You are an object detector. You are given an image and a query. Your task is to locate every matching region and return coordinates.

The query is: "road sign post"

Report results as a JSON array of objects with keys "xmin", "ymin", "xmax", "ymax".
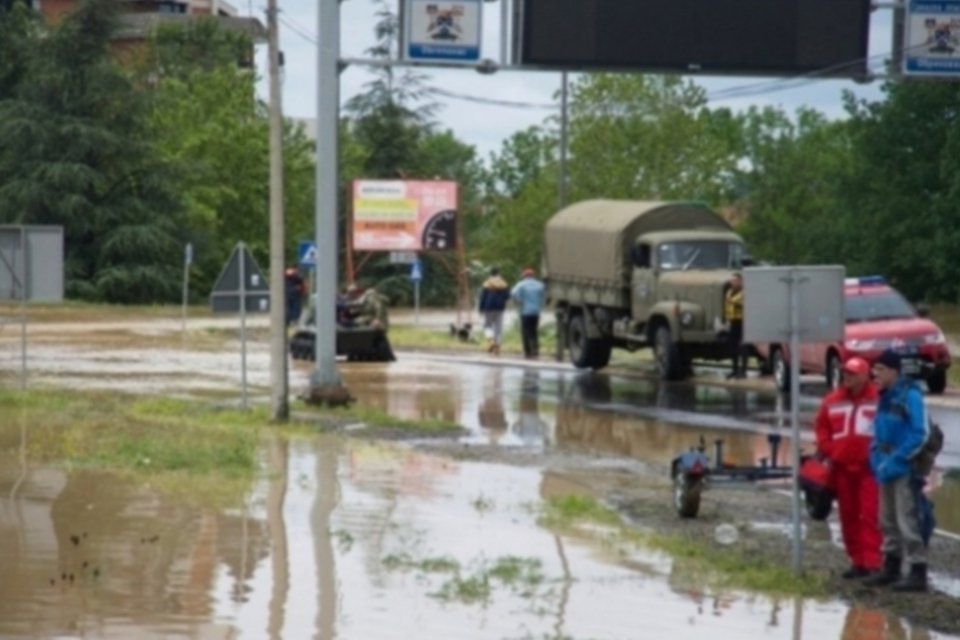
[
  {"xmin": 743, "ymin": 265, "xmax": 845, "ymax": 573},
  {"xmin": 210, "ymin": 242, "xmax": 271, "ymax": 408},
  {"xmin": 410, "ymin": 259, "xmax": 423, "ymax": 325}
]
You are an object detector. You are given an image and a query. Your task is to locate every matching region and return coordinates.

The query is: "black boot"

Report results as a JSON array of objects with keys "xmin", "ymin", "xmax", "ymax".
[
  {"xmin": 863, "ymin": 554, "xmax": 902, "ymax": 587},
  {"xmin": 892, "ymin": 563, "xmax": 928, "ymax": 592}
]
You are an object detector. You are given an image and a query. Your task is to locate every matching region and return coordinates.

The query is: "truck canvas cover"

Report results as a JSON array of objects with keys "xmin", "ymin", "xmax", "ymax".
[{"xmin": 544, "ymin": 200, "xmax": 732, "ymax": 284}]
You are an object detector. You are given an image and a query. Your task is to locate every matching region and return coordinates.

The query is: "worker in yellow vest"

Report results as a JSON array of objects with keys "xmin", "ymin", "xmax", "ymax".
[{"xmin": 724, "ymin": 272, "xmax": 746, "ymax": 379}]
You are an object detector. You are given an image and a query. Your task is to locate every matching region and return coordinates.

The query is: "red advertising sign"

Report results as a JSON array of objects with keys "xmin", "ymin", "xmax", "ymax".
[{"xmin": 352, "ymin": 180, "xmax": 458, "ymax": 251}]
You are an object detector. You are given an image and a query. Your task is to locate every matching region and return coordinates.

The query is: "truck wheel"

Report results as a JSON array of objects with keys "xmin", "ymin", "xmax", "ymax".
[
  {"xmin": 772, "ymin": 348, "xmax": 790, "ymax": 393},
  {"xmin": 927, "ymin": 369, "xmax": 947, "ymax": 394},
  {"xmin": 653, "ymin": 325, "xmax": 683, "ymax": 380},
  {"xmin": 825, "ymin": 352, "xmax": 842, "ymax": 390},
  {"xmin": 567, "ymin": 314, "xmax": 610, "ymax": 370}
]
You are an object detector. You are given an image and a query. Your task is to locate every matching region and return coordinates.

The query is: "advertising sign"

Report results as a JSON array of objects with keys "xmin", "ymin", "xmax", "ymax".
[
  {"xmin": 904, "ymin": 1, "xmax": 960, "ymax": 76},
  {"xmin": 352, "ymin": 180, "xmax": 458, "ymax": 251},
  {"xmin": 404, "ymin": 0, "xmax": 482, "ymax": 62}
]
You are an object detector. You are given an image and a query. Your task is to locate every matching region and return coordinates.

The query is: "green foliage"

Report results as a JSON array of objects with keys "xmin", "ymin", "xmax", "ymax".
[{"xmin": 0, "ymin": 0, "xmax": 183, "ymax": 302}]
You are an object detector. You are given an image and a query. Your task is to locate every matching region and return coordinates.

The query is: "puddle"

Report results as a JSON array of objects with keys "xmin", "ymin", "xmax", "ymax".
[{"xmin": 2, "ymin": 434, "xmax": 956, "ymax": 639}]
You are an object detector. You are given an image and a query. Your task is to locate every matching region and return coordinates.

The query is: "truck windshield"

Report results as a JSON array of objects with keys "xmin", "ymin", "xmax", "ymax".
[
  {"xmin": 845, "ymin": 291, "xmax": 916, "ymax": 323},
  {"xmin": 657, "ymin": 241, "xmax": 743, "ymax": 271}
]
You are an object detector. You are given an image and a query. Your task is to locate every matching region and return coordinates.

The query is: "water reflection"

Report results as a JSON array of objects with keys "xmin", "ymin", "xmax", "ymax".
[{"xmin": 2, "ymin": 428, "xmax": 958, "ymax": 639}]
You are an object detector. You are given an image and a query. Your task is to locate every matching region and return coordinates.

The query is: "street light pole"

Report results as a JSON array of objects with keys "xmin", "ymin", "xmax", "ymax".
[
  {"xmin": 267, "ymin": 0, "xmax": 289, "ymax": 419},
  {"xmin": 310, "ymin": 0, "xmax": 346, "ymax": 398}
]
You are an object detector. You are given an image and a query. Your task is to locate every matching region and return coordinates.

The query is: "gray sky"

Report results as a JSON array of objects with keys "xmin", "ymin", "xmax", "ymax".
[{"xmin": 252, "ymin": 0, "xmax": 896, "ymax": 161}]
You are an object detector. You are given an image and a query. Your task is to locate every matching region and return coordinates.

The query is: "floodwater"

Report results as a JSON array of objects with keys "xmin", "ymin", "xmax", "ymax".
[
  {"xmin": 1, "ymin": 433, "xmax": 954, "ymax": 640},
  {"xmin": 4, "ymin": 333, "xmax": 960, "ymax": 637},
  {"xmin": 324, "ymin": 356, "xmax": 960, "ymax": 536}
]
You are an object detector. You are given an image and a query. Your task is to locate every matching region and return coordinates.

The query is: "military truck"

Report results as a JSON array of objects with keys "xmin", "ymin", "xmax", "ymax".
[{"xmin": 544, "ymin": 200, "xmax": 746, "ymax": 380}]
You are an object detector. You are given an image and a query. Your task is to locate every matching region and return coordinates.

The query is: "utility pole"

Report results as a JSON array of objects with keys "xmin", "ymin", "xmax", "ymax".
[
  {"xmin": 267, "ymin": 0, "xmax": 289, "ymax": 419},
  {"xmin": 309, "ymin": 0, "xmax": 346, "ymax": 401}
]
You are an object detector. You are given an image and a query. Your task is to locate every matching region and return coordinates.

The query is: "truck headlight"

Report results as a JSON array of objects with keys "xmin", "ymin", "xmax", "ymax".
[{"xmin": 680, "ymin": 311, "xmax": 694, "ymax": 327}]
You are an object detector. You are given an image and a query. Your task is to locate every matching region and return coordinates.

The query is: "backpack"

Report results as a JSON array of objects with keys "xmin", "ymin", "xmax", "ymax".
[
  {"xmin": 889, "ymin": 383, "xmax": 943, "ymax": 477},
  {"xmin": 913, "ymin": 421, "xmax": 944, "ymax": 477}
]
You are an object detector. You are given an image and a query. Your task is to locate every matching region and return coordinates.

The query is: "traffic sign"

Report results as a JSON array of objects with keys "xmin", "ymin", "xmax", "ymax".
[
  {"xmin": 210, "ymin": 242, "xmax": 270, "ymax": 314},
  {"xmin": 410, "ymin": 259, "xmax": 423, "ymax": 282},
  {"xmin": 390, "ymin": 251, "xmax": 418, "ymax": 264},
  {"xmin": 903, "ymin": 1, "xmax": 960, "ymax": 77},
  {"xmin": 298, "ymin": 240, "xmax": 318, "ymax": 267},
  {"xmin": 404, "ymin": 0, "xmax": 482, "ymax": 63}
]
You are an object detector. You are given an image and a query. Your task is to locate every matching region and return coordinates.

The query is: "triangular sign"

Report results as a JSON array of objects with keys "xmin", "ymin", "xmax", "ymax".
[
  {"xmin": 209, "ymin": 242, "xmax": 271, "ymax": 314},
  {"xmin": 212, "ymin": 242, "xmax": 269, "ymax": 294}
]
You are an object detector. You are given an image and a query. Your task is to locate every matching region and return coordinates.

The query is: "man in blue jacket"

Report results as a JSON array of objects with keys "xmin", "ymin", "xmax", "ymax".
[
  {"xmin": 864, "ymin": 349, "xmax": 931, "ymax": 592},
  {"xmin": 511, "ymin": 267, "xmax": 545, "ymax": 359}
]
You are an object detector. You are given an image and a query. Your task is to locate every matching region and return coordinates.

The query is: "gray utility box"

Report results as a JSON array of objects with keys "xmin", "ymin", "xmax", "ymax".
[{"xmin": 0, "ymin": 226, "xmax": 65, "ymax": 302}]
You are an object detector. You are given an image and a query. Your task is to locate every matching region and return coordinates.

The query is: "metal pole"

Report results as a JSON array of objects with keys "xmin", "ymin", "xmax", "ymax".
[
  {"xmin": 240, "ymin": 243, "xmax": 248, "ymax": 409},
  {"xmin": 788, "ymin": 269, "xmax": 803, "ymax": 572},
  {"xmin": 181, "ymin": 242, "xmax": 192, "ymax": 342},
  {"xmin": 311, "ymin": 0, "xmax": 343, "ymax": 389},
  {"xmin": 19, "ymin": 227, "xmax": 26, "ymax": 390},
  {"xmin": 414, "ymin": 279, "xmax": 420, "ymax": 326},
  {"xmin": 267, "ymin": 0, "xmax": 289, "ymax": 419},
  {"xmin": 558, "ymin": 71, "xmax": 569, "ymax": 210},
  {"xmin": 500, "ymin": 0, "xmax": 510, "ymax": 66}
]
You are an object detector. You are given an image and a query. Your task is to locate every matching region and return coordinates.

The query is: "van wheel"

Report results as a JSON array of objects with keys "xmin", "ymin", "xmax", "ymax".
[
  {"xmin": 653, "ymin": 325, "xmax": 683, "ymax": 380},
  {"xmin": 772, "ymin": 347, "xmax": 791, "ymax": 393},
  {"xmin": 568, "ymin": 314, "xmax": 609, "ymax": 370},
  {"xmin": 825, "ymin": 352, "xmax": 842, "ymax": 390},
  {"xmin": 927, "ymin": 369, "xmax": 947, "ymax": 394}
]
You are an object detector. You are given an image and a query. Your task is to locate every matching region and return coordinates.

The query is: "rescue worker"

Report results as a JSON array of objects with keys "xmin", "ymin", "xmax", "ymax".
[
  {"xmin": 348, "ymin": 285, "xmax": 388, "ymax": 330},
  {"xmin": 478, "ymin": 267, "xmax": 510, "ymax": 355},
  {"xmin": 813, "ymin": 356, "xmax": 882, "ymax": 578},
  {"xmin": 284, "ymin": 267, "xmax": 305, "ymax": 326},
  {"xmin": 864, "ymin": 349, "xmax": 933, "ymax": 592},
  {"xmin": 724, "ymin": 272, "xmax": 746, "ymax": 379}
]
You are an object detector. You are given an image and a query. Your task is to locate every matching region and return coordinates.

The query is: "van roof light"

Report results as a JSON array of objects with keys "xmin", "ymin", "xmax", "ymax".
[{"xmin": 845, "ymin": 275, "xmax": 886, "ymax": 286}]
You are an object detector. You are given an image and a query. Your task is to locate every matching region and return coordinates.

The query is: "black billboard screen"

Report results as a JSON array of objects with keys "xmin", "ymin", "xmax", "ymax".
[{"xmin": 518, "ymin": 0, "xmax": 871, "ymax": 77}]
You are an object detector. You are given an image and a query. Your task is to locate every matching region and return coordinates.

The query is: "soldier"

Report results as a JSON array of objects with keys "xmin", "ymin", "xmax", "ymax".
[
  {"xmin": 724, "ymin": 272, "xmax": 746, "ymax": 379},
  {"xmin": 348, "ymin": 285, "xmax": 388, "ymax": 330}
]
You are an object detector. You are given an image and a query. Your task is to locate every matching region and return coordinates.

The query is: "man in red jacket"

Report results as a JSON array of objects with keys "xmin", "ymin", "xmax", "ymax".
[{"xmin": 813, "ymin": 356, "xmax": 882, "ymax": 578}]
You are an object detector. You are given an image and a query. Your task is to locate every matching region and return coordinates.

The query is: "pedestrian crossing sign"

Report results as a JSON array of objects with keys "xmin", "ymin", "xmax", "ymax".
[{"xmin": 298, "ymin": 240, "xmax": 318, "ymax": 267}]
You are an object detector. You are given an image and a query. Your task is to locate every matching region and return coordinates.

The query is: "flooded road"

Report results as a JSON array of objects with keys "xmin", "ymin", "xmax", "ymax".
[
  {"xmin": 4, "ymin": 324, "xmax": 960, "ymax": 637},
  {"xmin": 319, "ymin": 355, "xmax": 960, "ymax": 536},
  {"xmin": 1, "ymin": 434, "xmax": 953, "ymax": 639}
]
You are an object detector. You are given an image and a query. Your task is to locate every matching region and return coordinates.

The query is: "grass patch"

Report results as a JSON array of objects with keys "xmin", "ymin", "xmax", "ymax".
[
  {"xmin": 0, "ymin": 388, "xmax": 264, "ymax": 505},
  {"xmin": 304, "ymin": 402, "xmax": 463, "ymax": 434},
  {"xmin": 382, "ymin": 553, "xmax": 547, "ymax": 605},
  {"xmin": 537, "ymin": 494, "xmax": 826, "ymax": 598},
  {"xmin": 648, "ymin": 531, "xmax": 828, "ymax": 597},
  {"xmin": 538, "ymin": 495, "xmax": 623, "ymax": 529}
]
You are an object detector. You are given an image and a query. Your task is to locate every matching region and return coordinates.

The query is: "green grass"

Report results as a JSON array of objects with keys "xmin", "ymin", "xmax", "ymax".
[
  {"xmin": 537, "ymin": 495, "xmax": 827, "ymax": 597},
  {"xmin": 0, "ymin": 388, "xmax": 263, "ymax": 505},
  {"xmin": 307, "ymin": 402, "xmax": 463, "ymax": 434}
]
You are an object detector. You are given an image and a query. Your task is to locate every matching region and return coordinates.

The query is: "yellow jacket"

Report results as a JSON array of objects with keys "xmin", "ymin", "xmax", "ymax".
[{"xmin": 725, "ymin": 288, "xmax": 744, "ymax": 321}]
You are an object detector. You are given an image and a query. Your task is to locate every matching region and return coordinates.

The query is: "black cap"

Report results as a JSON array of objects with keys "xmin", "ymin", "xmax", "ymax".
[{"xmin": 874, "ymin": 349, "xmax": 902, "ymax": 371}]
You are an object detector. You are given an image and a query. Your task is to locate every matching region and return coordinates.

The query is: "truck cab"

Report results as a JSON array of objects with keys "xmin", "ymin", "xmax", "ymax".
[{"xmin": 544, "ymin": 200, "xmax": 747, "ymax": 379}]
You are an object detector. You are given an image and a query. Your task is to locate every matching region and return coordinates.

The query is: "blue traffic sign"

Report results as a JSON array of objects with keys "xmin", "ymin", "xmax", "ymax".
[
  {"xmin": 410, "ymin": 260, "xmax": 423, "ymax": 282},
  {"xmin": 298, "ymin": 240, "xmax": 317, "ymax": 267}
]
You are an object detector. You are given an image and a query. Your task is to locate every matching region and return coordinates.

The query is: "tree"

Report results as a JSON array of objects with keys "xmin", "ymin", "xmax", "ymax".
[{"xmin": 0, "ymin": 0, "xmax": 183, "ymax": 302}]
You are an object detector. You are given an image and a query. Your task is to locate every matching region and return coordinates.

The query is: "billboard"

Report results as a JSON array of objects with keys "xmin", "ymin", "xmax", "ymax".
[
  {"xmin": 403, "ymin": 0, "xmax": 482, "ymax": 62},
  {"xmin": 516, "ymin": 0, "xmax": 871, "ymax": 77},
  {"xmin": 903, "ymin": 1, "xmax": 960, "ymax": 76},
  {"xmin": 352, "ymin": 180, "xmax": 458, "ymax": 251}
]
